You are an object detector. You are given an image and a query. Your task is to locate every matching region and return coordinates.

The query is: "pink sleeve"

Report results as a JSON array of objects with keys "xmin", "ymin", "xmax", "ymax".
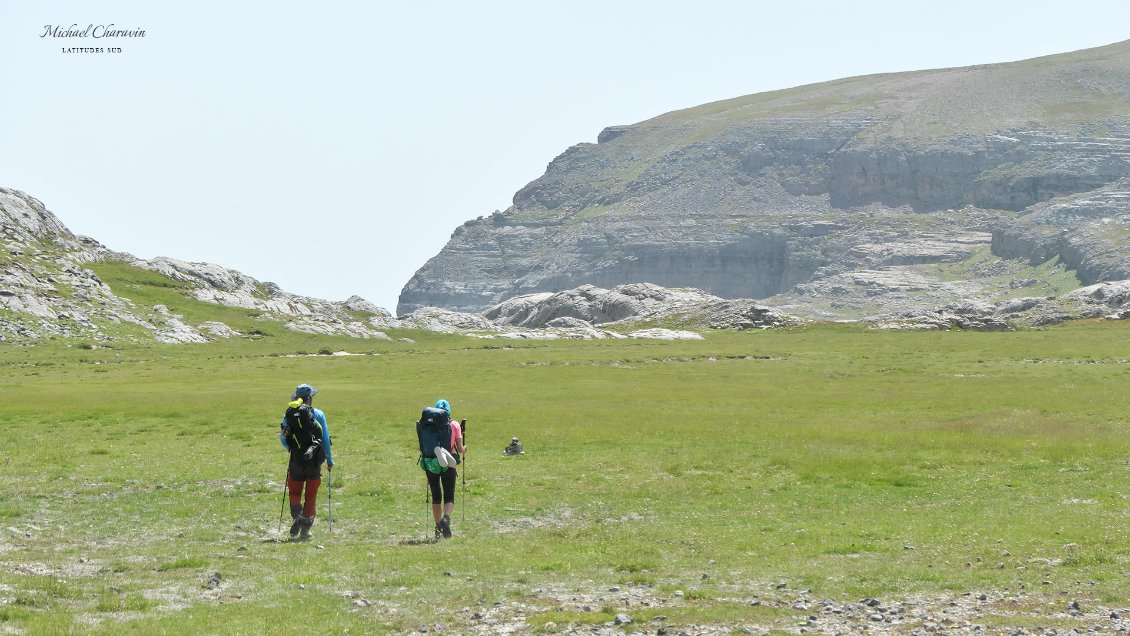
[{"xmin": 450, "ymin": 420, "xmax": 462, "ymax": 446}]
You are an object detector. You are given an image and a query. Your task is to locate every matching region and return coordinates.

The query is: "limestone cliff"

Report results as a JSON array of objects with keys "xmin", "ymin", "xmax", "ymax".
[{"xmin": 399, "ymin": 40, "xmax": 1130, "ymax": 317}]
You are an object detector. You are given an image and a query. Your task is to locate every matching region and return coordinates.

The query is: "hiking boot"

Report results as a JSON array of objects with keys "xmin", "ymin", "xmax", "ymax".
[
  {"xmin": 441, "ymin": 514, "xmax": 452, "ymax": 538},
  {"xmin": 434, "ymin": 522, "xmax": 444, "ymax": 540},
  {"xmin": 289, "ymin": 507, "xmax": 304, "ymax": 537},
  {"xmin": 299, "ymin": 517, "xmax": 314, "ymax": 540}
]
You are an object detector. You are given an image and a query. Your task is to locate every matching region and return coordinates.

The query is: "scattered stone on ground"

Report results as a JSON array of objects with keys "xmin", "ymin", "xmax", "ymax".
[{"xmin": 452, "ymin": 585, "xmax": 1130, "ymax": 635}]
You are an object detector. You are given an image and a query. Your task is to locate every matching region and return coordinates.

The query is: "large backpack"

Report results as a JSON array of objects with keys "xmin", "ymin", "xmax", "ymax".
[
  {"xmin": 417, "ymin": 406, "xmax": 452, "ymax": 459},
  {"xmin": 282, "ymin": 400, "xmax": 323, "ymax": 460}
]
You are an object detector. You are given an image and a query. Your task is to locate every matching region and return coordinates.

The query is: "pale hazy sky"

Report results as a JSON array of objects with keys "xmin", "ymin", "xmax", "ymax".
[{"xmin": 1, "ymin": 1, "xmax": 1128, "ymax": 313}]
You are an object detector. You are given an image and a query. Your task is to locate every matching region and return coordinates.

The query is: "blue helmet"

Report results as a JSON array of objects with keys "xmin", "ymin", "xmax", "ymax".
[
  {"xmin": 435, "ymin": 399, "xmax": 451, "ymax": 413},
  {"xmin": 293, "ymin": 384, "xmax": 318, "ymax": 399}
]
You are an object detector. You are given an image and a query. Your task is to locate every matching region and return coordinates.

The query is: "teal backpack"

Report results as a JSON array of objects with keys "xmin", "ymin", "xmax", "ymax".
[{"xmin": 416, "ymin": 406, "xmax": 452, "ymax": 474}]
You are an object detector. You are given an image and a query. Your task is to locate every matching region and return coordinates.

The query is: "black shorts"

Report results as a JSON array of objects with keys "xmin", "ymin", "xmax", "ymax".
[
  {"xmin": 426, "ymin": 467, "xmax": 457, "ymax": 504},
  {"xmin": 288, "ymin": 452, "xmax": 324, "ymax": 481}
]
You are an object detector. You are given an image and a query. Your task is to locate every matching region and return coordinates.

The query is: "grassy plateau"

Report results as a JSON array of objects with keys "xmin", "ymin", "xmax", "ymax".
[{"xmin": 3, "ymin": 312, "xmax": 1130, "ymax": 633}]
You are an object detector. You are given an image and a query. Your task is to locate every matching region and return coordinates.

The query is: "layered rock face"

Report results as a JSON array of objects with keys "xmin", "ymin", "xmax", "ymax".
[
  {"xmin": 399, "ymin": 41, "xmax": 1130, "ymax": 317},
  {"xmin": 991, "ymin": 180, "xmax": 1130, "ymax": 285}
]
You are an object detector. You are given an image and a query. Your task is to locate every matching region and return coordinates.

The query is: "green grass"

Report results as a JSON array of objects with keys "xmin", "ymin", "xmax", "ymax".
[
  {"xmin": 930, "ymin": 246, "xmax": 1082, "ymax": 298},
  {"xmin": 3, "ymin": 319, "xmax": 1130, "ymax": 632},
  {"xmin": 569, "ymin": 204, "xmax": 618, "ymax": 222},
  {"xmin": 85, "ymin": 261, "xmax": 291, "ymax": 340}
]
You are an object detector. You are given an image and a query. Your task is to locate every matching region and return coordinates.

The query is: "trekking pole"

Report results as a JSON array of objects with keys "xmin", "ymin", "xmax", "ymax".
[
  {"xmin": 277, "ymin": 470, "xmax": 288, "ymax": 538},
  {"xmin": 460, "ymin": 419, "xmax": 467, "ymax": 524},
  {"xmin": 327, "ymin": 467, "xmax": 333, "ymax": 533}
]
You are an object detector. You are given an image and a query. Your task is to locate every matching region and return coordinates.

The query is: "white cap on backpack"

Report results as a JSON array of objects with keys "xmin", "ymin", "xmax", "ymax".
[{"xmin": 434, "ymin": 446, "xmax": 457, "ymax": 468}]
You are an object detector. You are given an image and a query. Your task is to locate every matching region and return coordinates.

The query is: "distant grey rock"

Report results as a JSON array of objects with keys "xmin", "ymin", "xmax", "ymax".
[
  {"xmin": 484, "ymin": 285, "xmax": 645, "ymax": 327},
  {"xmin": 627, "ymin": 328, "xmax": 703, "ymax": 340},
  {"xmin": 699, "ymin": 299, "xmax": 795, "ymax": 330},
  {"xmin": 871, "ymin": 310, "xmax": 1010, "ymax": 332},
  {"xmin": 474, "ymin": 325, "xmax": 628, "ymax": 341},
  {"xmin": 993, "ymin": 181, "xmax": 1130, "ymax": 286},
  {"xmin": 868, "ymin": 278, "xmax": 1130, "ymax": 329},
  {"xmin": 398, "ymin": 307, "xmax": 496, "ymax": 333},
  {"xmin": 199, "ymin": 321, "xmax": 240, "ymax": 338},
  {"xmin": 544, "ymin": 316, "xmax": 594, "ymax": 328},
  {"xmin": 1063, "ymin": 279, "xmax": 1130, "ymax": 308},
  {"xmin": 484, "ymin": 292, "xmax": 554, "ymax": 326},
  {"xmin": 476, "ymin": 283, "xmax": 797, "ymax": 337},
  {"xmin": 155, "ymin": 316, "xmax": 210, "ymax": 344},
  {"xmin": 0, "ymin": 187, "xmax": 145, "ymax": 340},
  {"xmin": 0, "ymin": 188, "xmax": 71, "ymax": 241},
  {"xmin": 990, "ymin": 279, "xmax": 1130, "ymax": 326},
  {"xmin": 484, "ymin": 282, "xmax": 761, "ymax": 328},
  {"xmin": 285, "ymin": 318, "xmax": 391, "ymax": 339},
  {"xmin": 343, "ymin": 295, "xmax": 395, "ymax": 322}
]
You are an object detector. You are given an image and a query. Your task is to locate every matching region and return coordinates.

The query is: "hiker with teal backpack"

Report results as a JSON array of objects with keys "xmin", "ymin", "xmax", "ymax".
[
  {"xmin": 279, "ymin": 383, "xmax": 333, "ymax": 540},
  {"xmin": 417, "ymin": 399, "xmax": 465, "ymax": 539}
]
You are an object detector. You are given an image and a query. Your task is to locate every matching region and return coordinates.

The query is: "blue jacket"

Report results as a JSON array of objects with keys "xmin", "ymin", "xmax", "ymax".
[{"xmin": 280, "ymin": 405, "xmax": 333, "ymax": 467}]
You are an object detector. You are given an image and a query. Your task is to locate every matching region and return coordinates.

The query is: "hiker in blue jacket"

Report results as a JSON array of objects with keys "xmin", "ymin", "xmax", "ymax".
[{"xmin": 279, "ymin": 383, "xmax": 333, "ymax": 539}]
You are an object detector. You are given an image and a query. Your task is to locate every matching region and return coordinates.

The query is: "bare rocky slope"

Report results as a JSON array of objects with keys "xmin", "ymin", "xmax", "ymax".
[
  {"xmin": 399, "ymin": 40, "xmax": 1130, "ymax": 320},
  {"xmin": 0, "ymin": 187, "xmax": 400, "ymax": 344}
]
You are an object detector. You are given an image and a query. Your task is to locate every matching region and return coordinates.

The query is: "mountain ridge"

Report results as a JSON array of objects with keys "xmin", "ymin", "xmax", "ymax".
[
  {"xmin": 2, "ymin": 184, "xmax": 1128, "ymax": 343},
  {"xmin": 398, "ymin": 39, "xmax": 1130, "ymax": 316}
]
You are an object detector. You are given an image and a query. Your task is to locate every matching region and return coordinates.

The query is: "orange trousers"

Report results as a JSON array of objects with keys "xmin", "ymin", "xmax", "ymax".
[{"xmin": 288, "ymin": 478, "xmax": 320, "ymax": 518}]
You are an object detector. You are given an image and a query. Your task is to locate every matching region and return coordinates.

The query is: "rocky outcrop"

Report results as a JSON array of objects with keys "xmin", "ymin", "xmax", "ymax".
[
  {"xmin": 396, "ymin": 307, "xmax": 497, "ymax": 333},
  {"xmin": 128, "ymin": 256, "xmax": 395, "ymax": 339},
  {"xmin": 871, "ymin": 280, "xmax": 1130, "ymax": 330},
  {"xmin": 0, "ymin": 187, "xmax": 393, "ymax": 344},
  {"xmin": 392, "ymin": 284, "xmax": 779, "ymax": 339},
  {"xmin": 991, "ymin": 179, "xmax": 1130, "ymax": 285},
  {"xmin": 483, "ymin": 282, "xmax": 797, "ymax": 330},
  {"xmin": 1, "ymin": 187, "xmax": 152, "ymax": 341},
  {"xmin": 484, "ymin": 283, "xmax": 722, "ymax": 327},
  {"xmin": 399, "ymin": 40, "xmax": 1130, "ymax": 318}
]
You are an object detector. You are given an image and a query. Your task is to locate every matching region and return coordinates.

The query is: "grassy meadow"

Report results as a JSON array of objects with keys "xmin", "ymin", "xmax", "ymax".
[{"xmin": 3, "ymin": 314, "xmax": 1130, "ymax": 633}]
